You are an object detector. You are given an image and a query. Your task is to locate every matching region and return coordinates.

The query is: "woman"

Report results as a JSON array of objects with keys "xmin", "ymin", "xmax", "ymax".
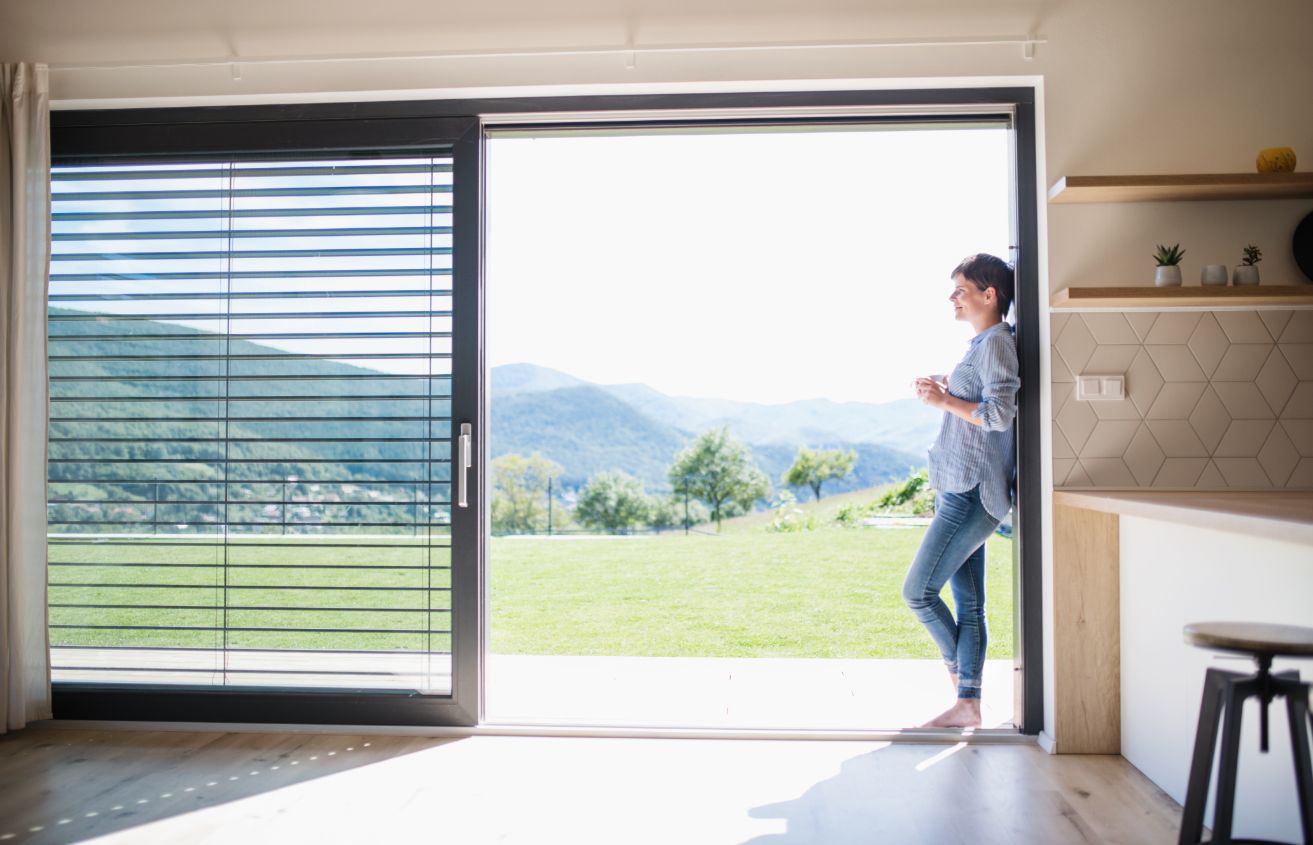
[{"xmin": 906, "ymin": 253, "xmax": 1019, "ymax": 729}]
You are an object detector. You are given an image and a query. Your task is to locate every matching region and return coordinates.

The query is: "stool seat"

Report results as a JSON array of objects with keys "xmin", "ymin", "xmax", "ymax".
[{"xmin": 1184, "ymin": 621, "xmax": 1313, "ymax": 658}]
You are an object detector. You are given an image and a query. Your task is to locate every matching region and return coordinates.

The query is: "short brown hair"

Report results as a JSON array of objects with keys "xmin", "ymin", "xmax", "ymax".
[{"xmin": 952, "ymin": 253, "xmax": 1014, "ymax": 319}]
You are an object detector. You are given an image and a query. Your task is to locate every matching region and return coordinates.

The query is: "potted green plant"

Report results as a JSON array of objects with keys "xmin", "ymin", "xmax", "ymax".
[
  {"xmin": 1233, "ymin": 244, "xmax": 1262, "ymax": 286},
  {"xmin": 1154, "ymin": 243, "xmax": 1185, "ymax": 287}
]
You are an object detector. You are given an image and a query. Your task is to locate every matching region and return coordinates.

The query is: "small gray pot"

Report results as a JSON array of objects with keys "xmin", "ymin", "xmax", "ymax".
[
  {"xmin": 1233, "ymin": 264, "xmax": 1261, "ymax": 286},
  {"xmin": 1155, "ymin": 265, "xmax": 1183, "ymax": 287},
  {"xmin": 1201, "ymin": 264, "xmax": 1229, "ymax": 286}
]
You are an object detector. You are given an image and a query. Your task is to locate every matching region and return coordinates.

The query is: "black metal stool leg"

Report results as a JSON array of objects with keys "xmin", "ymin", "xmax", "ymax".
[
  {"xmin": 1180, "ymin": 669, "xmax": 1235, "ymax": 845},
  {"xmin": 1212, "ymin": 677, "xmax": 1261, "ymax": 844},
  {"xmin": 1286, "ymin": 686, "xmax": 1313, "ymax": 845}
]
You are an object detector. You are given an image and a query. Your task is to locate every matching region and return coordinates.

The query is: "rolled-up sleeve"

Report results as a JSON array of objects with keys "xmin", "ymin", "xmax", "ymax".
[{"xmin": 969, "ymin": 334, "xmax": 1020, "ymax": 431}]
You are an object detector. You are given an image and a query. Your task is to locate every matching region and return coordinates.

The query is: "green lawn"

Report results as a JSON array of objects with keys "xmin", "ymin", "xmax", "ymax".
[
  {"xmin": 48, "ymin": 536, "xmax": 453, "ymax": 652},
  {"xmin": 490, "ymin": 528, "xmax": 1014, "ymax": 659},
  {"xmin": 48, "ymin": 502, "xmax": 1016, "ymax": 660}
]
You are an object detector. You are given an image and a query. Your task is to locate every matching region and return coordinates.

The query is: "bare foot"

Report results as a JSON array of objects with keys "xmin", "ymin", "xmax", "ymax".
[
  {"xmin": 920, "ymin": 698, "xmax": 982, "ymax": 729},
  {"xmin": 949, "ymin": 669, "xmax": 959, "ymax": 692}
]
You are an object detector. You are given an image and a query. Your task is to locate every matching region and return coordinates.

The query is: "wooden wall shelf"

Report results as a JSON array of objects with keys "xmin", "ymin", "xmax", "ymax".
[
  {"xmin": 1051, "ymin": 285, "xmax": 1313, "ymax": 310},
  {"xmin": 1048, "ymin": 173, "xmax": 1313, "ymax": 203}
]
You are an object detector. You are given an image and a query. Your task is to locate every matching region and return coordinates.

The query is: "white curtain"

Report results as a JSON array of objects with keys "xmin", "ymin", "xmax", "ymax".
[{"xmin": 0, "ymin": 62, "xmax": 52, "ymax": 733}]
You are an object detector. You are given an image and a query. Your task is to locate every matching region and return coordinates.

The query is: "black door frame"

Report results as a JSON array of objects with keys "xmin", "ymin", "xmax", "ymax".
[{"xmin": 51, "ymin": 85, "xmax": 1043, "ymax": 733}]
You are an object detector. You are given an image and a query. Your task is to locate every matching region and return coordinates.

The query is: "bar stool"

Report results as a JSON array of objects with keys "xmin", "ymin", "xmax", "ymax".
[{"xmin": 1179, "ymin": 622, "xmax": 1313, "ymax": 845}]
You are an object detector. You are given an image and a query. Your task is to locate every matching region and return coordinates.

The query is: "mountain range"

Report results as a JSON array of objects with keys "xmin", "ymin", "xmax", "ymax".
[
  {"xmin": 47, "ymin": 304, "xmax": 936, "ymax": 507},
  {"xmin": 491, "ymin": 363, "xmax": 935, "ymax": 498}
]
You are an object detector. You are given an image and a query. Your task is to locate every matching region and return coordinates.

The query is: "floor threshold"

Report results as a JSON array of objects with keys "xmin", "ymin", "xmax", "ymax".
[
  {"xmin": 38, "ymin": 718, "xmax": 1031, "ymax": 744},
  {"xmin": 474, "ymin": 722, "xmax": 1031, "ymax": 743}
]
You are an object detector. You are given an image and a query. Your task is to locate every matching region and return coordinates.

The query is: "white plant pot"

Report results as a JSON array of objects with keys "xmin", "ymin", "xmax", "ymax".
[
  {"xmin": 1201, "ymin": 264, "xmax": 1229, "ymax": 286},
  {"xmin": 1233, "ymin": 264, "xmax": 1260, "ymax": 286},
  {"xmin": 1155, "ymin": 265, "xmax": 1183, "ymax": 287}
]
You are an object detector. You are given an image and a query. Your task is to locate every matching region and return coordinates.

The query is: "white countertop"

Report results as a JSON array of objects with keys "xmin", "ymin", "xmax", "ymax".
[{"xmin": 1053, "ymin": 490, "xmax": 1313, "ymax": 546}]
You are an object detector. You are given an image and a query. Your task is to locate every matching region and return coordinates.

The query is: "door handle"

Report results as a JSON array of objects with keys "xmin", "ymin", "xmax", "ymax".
[{"xmin": 457, "ymin": 423, "xmax": 472, "ymax": 508}]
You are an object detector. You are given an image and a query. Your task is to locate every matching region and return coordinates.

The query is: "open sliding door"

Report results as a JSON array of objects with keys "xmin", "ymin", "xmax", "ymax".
[
  {"xmin": 50, "ymin": 87, "xmax": 1040, "ymax": 733},
  {"xmin": 49, "ymin": 115, "xmax": 484, "ymax": 726}
]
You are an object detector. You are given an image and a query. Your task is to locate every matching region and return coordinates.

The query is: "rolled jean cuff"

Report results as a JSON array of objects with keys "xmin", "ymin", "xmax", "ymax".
[{"xmin": 957, "ymin": 679, "xmax": 982, "ymax": 700}]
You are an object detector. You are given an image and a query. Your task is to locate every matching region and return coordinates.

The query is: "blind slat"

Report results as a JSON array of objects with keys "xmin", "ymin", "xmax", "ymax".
[
  {"xmin": 54, "ymin": 227, "xmax": 452, "ymax": 241},
  {"xmin": 52, "ymin": 163, "xmax": 453, "ymax": 181},
  {"xmin": 53, "ymin": 204, "xmax": 452, "ymax": 221}
]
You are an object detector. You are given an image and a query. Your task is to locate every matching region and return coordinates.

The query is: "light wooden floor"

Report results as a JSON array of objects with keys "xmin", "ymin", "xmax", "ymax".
[{"xmin": 0, "ymin": 727, "xmax": 1183, "ymax": 844}]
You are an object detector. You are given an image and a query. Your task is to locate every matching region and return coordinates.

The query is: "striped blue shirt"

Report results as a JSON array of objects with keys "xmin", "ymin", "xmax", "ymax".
[{"xmin": 927, "ymin": 321, "xmax": 1020, "ymax": 523}]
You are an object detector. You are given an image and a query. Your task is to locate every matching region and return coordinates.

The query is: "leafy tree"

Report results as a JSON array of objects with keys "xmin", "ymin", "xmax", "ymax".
[
  {"xmin": 667, "ymin": 428, "xmax": 772, "ymax": 531},
  {"xmin": 648, "ymin": 495, "xmax": 709, "ymax": 533},
  {"xmin": 575, "ymin": 471, "xmax": 651, "ymax": 533},
  {"xmin": 490, "ymin": 453, "xmax": 562, "ymax": 535},
  {"xmin": 783, "ymin": 446, "xmax": 857, "ymax": 501}
]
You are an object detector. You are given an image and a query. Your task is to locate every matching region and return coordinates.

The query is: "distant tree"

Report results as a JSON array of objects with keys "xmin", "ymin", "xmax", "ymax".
[
  {"xmin": 575, "ymin": 471, "xmax": 651, "ymax": 533},
  {"xmin": 667, "ymin": 428, "xmax": 772, "ymax": 531},
  {"xmin": 648, "ymin": 494, "xmax": 710, "ymax": 533},
  {"xmin": 783, "ymin": 446, "xmax": 857, "ymax": 501},
  {"xmin": 490, "ymin": 453, "xmax": 562, "ymax": 535}
]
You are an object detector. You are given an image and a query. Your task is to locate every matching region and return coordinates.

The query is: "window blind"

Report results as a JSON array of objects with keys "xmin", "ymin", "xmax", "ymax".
[{"xmin": 48, "ymin": 155, "xmax": 456, "ymax": 693}]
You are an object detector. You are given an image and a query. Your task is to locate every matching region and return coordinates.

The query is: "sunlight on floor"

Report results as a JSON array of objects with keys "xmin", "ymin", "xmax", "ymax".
[{"xmin": 44, "ymin": 736, "xmax": 909, "ymax": 845}]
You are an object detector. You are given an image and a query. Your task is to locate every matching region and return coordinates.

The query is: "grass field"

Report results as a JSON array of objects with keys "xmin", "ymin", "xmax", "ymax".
[
  {"xmin": 48, "ymin": 536, "xmax": 454, "ymax": 652},
  {"xmin": 48, "ymin": 489, "xmax": 1015, "ymax": 661},
  {"xmin": 490, "ymin": 528, "xmax": 1013, "ymax": 659}
]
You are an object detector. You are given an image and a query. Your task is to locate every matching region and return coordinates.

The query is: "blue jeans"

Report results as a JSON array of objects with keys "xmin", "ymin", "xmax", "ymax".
[{"xmin": 901, "ymin": 485, "xmax": 999, "ymax": 700}]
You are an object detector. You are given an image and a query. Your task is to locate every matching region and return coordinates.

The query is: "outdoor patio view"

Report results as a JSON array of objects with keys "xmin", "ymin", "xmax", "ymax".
[{"xmin": 485, "ymin": 123, "xmax": 1017, "ymax": 729}]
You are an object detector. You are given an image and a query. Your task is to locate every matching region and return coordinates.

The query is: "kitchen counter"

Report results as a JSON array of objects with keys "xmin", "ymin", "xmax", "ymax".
[
  {"xmin": 1053, "ymin": 490, "xmax": 1313, "ymax": 546},
  {"xmin": 1048, "ymin": 489, "xmax": 1313, "ymax": 755}
]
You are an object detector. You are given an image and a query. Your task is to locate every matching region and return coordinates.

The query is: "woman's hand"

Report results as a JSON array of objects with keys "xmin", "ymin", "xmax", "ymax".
[
  {"xmin": 916, "ymin": 374, "xmax": 990, "ymax": 427},
  {"xmin": 914, "ymin": 376, "xmax": 949, "ymax": 408}
]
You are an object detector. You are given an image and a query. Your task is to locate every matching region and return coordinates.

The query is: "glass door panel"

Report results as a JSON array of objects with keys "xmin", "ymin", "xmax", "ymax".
[{"xmin": 49, "ymin": 131, "xmax": 481, "ymax": 725}]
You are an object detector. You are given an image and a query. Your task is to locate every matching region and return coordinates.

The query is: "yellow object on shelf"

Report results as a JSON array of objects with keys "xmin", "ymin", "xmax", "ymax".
[{"xmin": 1256, "ymin": 147, "xmax": 1297, "ymax": 173}]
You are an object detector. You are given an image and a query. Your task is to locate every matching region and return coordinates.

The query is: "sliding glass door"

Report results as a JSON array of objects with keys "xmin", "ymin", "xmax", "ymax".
[
  {"xmin": 49, "ymin": 118, "xmax": 484, "ymax": 725},
  {"xmin": 50, "ymin": 88, "xmax": 1040, "ymax": 732}
]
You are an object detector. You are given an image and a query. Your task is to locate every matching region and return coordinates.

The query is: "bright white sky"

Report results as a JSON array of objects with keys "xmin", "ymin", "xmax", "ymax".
[
  {"xmin": 486, "ymin": 125, "xmax": 1012, "ymax": 405},
  {"xmin": 50, "ymin": 125, "xmax": 1011, "ymax": 405}
]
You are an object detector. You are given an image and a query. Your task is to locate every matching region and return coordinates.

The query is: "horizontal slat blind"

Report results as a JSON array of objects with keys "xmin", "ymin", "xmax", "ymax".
[{"xmin": 48, "ymin": 156, "xmax": 455, "ymax": 692}]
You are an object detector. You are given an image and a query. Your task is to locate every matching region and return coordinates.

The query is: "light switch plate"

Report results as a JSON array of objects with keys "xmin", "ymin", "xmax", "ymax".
[{"xmin": 1076, "ymin": 374, "xmax": 1126, "ymax": 401}]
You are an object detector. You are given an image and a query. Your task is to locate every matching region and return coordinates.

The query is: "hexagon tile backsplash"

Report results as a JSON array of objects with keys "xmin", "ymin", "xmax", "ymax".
[{"xmin": 1052, "ymin": 309, "xmax": 1313, "ymax": 489}]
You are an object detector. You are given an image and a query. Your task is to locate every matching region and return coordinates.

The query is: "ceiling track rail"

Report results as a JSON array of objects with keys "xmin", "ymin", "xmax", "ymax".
[{"xmin": 51, "ymin": 34, "xmax": 1046, "ymax": 76}]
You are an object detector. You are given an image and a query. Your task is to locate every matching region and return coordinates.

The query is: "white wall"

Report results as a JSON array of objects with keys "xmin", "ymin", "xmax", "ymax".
[
  {"xmin": 5, "ymin": 0, "xmax": 1312, "ymax": 747},
  {"xmin": 1120, "ymin": 515, "xmax": 1313, "ymax": 842}
]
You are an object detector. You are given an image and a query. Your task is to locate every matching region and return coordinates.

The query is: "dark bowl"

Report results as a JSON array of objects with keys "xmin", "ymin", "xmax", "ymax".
[{"xmin": 1295, "ymin": 209, "xmax": 1313, "ymax": 283}]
